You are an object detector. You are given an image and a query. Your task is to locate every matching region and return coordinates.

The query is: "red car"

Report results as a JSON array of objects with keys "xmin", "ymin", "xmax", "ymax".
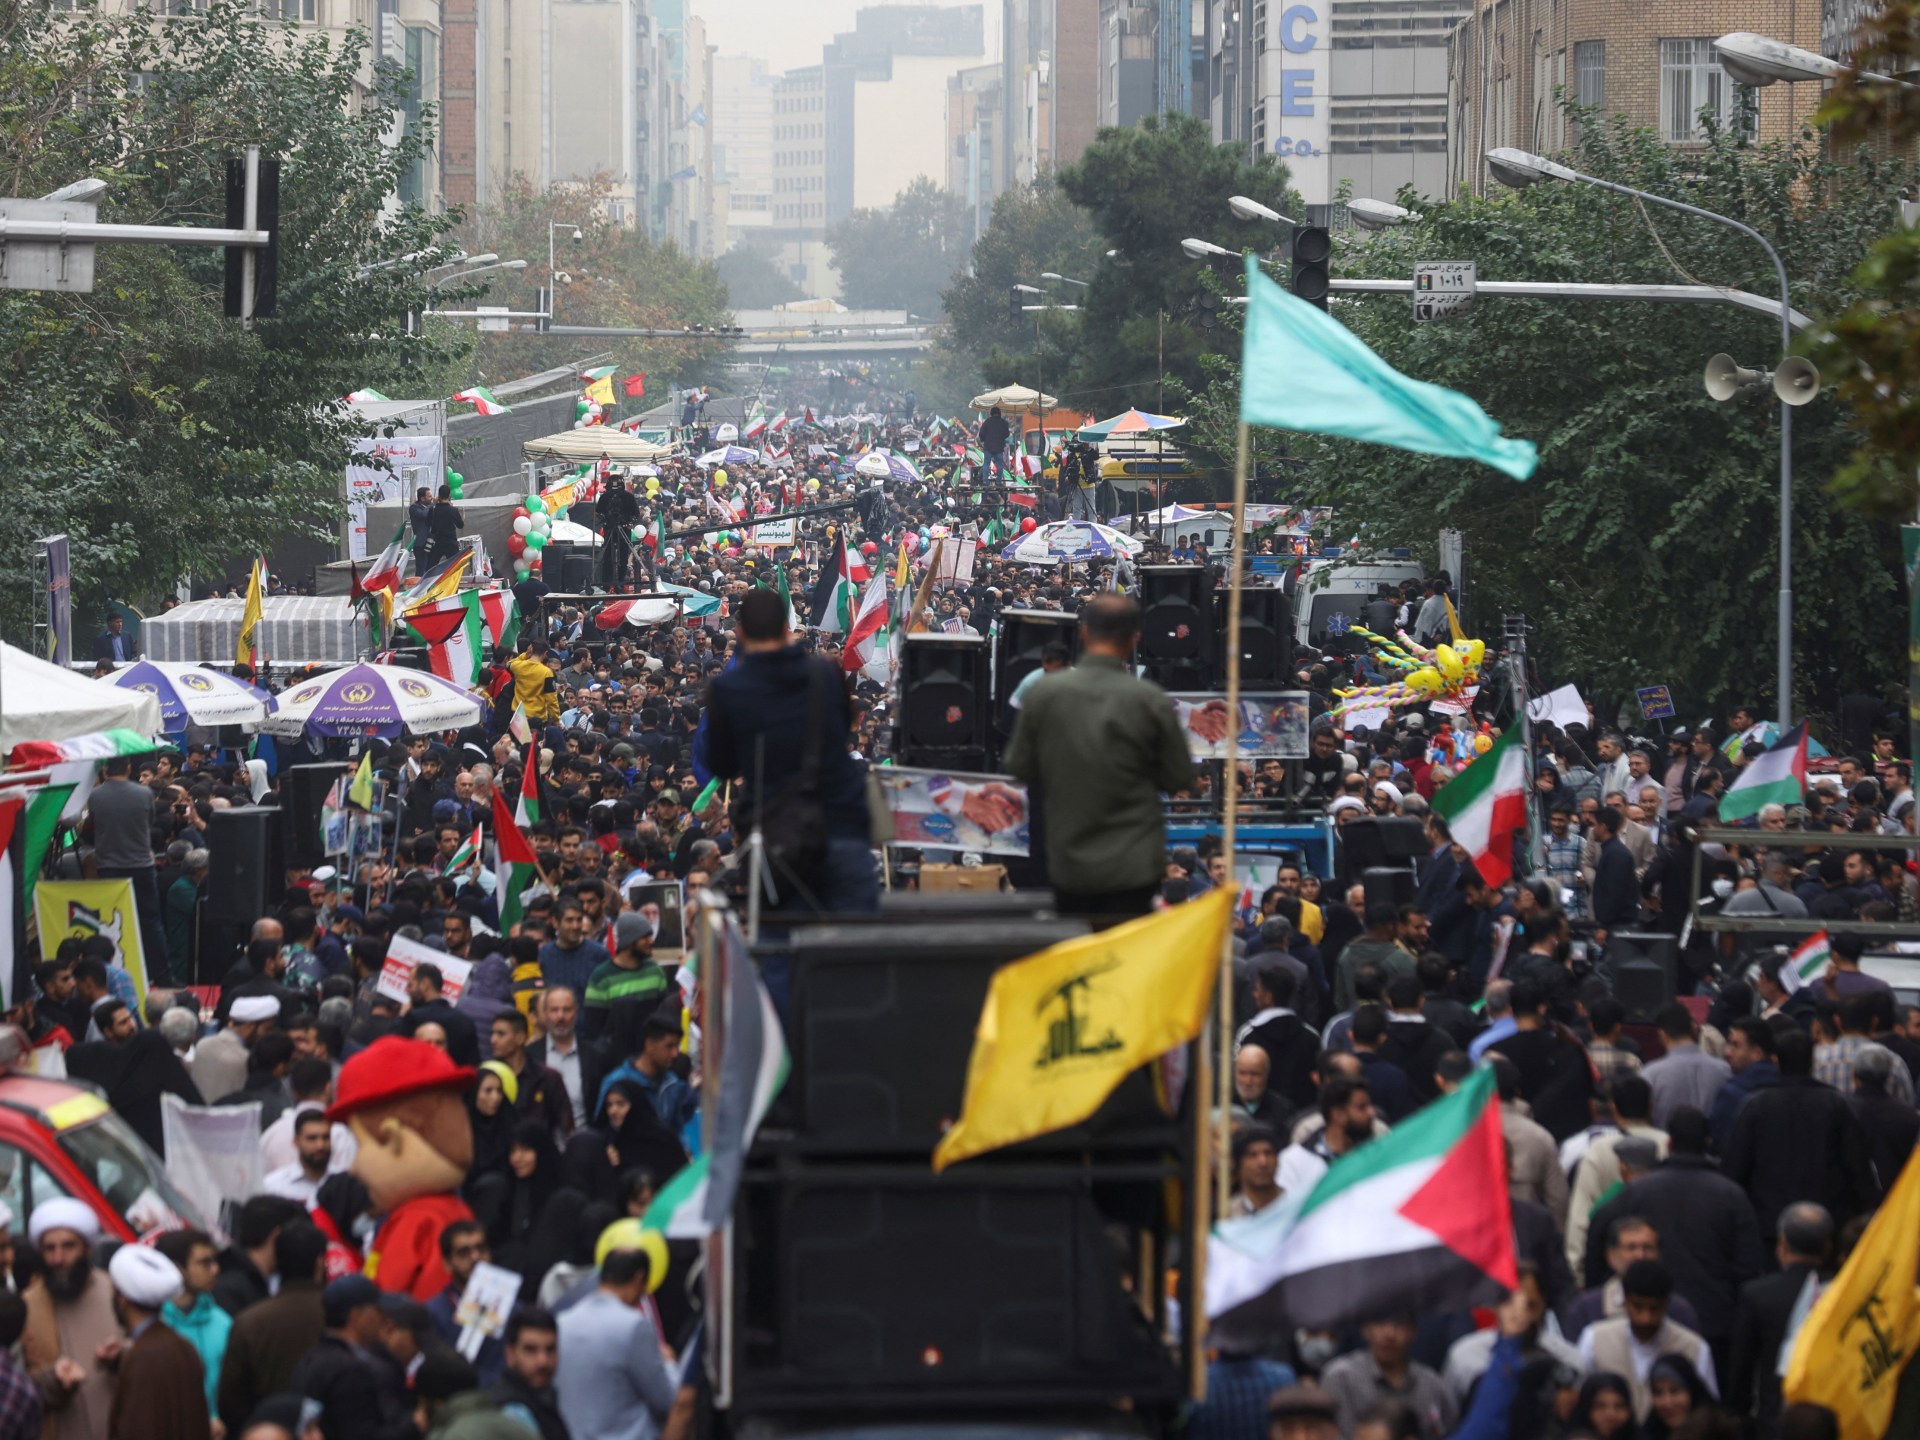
[{"xmin": 0, "ymin": 1073, "xmax": 207, "ymax": 1240}]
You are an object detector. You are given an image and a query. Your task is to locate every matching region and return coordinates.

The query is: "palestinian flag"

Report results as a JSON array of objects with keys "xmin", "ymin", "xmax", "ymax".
[
  {"xmin": 7, "ymin": 730, "xmax": 152, "ymax": 769},
  {"xmin": 446, "ymin": 824, "xmax": 482, "ymax": 874},
  {"xmin": 1781, "ymin": 929, "xmax": 1831, "ymax": 995},
  {"xmin": 1719, "ymin": 722, "xmax": 1808, "ymax": 822},
  {"xmin": 1429, "ymin": 722, "xmax": 1526, "ymax": 887},
  {"xmin": 494, "ymin": 759, "xmax": 542, "ymax": 931},
  {"xmin": 453, "ymin": 387, "xmax": 511, "ymax": 416},
  {"xmin": 404, "ymin": 591, "xmax": 486, "ymax": 686},
  {"xmin": 842, "ymin": 572, "xmax": 889, "ymax": 676},
  {"xmin": 809, "ymin": 533, "xmax": 860, "ymax": 633},
  {"xmin": 1207, "ymin": 1067, "xmax": 1516, "ymax": 1334},
  {"xmin": 362, "ymin": 526, "xmax": 410, "ymax": 593}
]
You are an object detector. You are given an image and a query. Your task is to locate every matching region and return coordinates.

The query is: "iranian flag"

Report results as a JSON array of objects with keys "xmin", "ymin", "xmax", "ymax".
[
  {"xmin": 404, "ymin": 591, "xmax": 486, "ymax": 687},
  {"xmin": 445, "ymin": 824, "xmax": 482, "ymax": 874},
  {"xmin": 362, "ymin": 526, "xmax": 409, "ymax": 595},
  {"xmin": 768, "ymin": 411, "xmax": 790, "ymax": 433},
  {"xmin": 810, "ymin": 534, "xmax": 860, "ymax": 633},
  {"xmin": 1781, "ymin": 929, "xmax": 1832, "ymax": 994},
  {"xmin": 493, "ymin": 764, "xmax": 542, "ymax": 931},
  {"xmin": 1719, "ymin": 722, "xmax": 1808, "ymax": 822},
  {"xmin": 452, "ymin": 387, "xmax": 511, "ymax": 416},
  {"xmin": 346, "ymin": 388, "xmax": 391, "ymax": 403},
  {"xmin": 842, "ymin": 572, "xmax": 889, "ymax": 675},
  {"xmin": 1429, "ymin": 722, "xmax": 1527, "ymax": 887},
  {"xmin": 742, "ymin": 407, "xmax": 768, "ymax": 440},
  {"xmin": 1207, "ymin": 1066, "xmax": 1516, "ymax": 1334},
  {"xmin": 477, "ymin": 587, "xmax": 520, "ymax": 652}
]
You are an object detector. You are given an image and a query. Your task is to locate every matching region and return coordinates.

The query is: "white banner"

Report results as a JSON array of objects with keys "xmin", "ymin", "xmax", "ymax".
[
  {"xmin": 751, "ymin": 517, "xmax": 797, "ymax": 548},
  {"xmin": 376, "ymin": 932, "xmax": 474, "ymax": 1004},
  {"xmin": 347, "ymin": 435, "xmax": 445, "ymax": 559},
  {"xmin": 161, "ymin": 1094, "xmax": 264, "ymax": 1244}
]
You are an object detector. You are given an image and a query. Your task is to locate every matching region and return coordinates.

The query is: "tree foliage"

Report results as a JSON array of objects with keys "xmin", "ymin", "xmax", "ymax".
[
  {"xmin": 827, "ymin": 176, "xmax": 972, "ymax": 316},
  {"xmin": 715, "ymin": 238, "xmax": 804, "ymax": 309},
  {"xmin": 1053, "ymin": 112, "xmax": 1299, "ymax": 410},
  {"xmin": 1179, "ymin": 114, "xmax": 1911, "ymax": 720},
  {"xmin": 0, "ymin": 0, "xmax": 472, "ymax": 634},
  {"xmin": 459, "ymin": 175, "xmax": 734, "ymax": 403}
]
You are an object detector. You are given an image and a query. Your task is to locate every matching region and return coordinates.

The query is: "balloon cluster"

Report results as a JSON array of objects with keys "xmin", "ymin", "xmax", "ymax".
[
  {"xmin": 507, "ymin": 494, "xmax": 552, "ymax": 579},
  {"xmin": 1329, "ymin": 628, "xmax": 1488, "ymax": 721}
]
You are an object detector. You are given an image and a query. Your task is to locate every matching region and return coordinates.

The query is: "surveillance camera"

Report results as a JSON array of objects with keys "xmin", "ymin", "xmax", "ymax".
[{"xmin": 571, "ymin": 228, "xmax": 584, "ymax": 245}]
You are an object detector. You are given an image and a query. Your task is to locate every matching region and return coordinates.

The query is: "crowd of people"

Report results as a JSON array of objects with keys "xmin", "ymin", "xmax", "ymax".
[{"xmin": 15, "ymin": 389, "xmax": 1916, "ymax": 1440}]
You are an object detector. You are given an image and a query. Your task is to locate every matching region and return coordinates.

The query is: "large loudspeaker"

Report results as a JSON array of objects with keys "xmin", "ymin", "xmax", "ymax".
[
  {"xmin": 1610, "ymin": 931, "xmax": 1679, "ymax": 1023},
  {"xmin": 993, "ymin": 608, "xmax": 1078, "ymax": 733},
  {"xmin": 1212, "ymin": 586, "xmax": 1292, "ymax": 686},
  {"xmin": 1339, "ymin": 815, "xmax": 1429, "ymax": 871},
  {"xmin": 567, "ymin": 500, "xmax": 598, "ymax": 532},
  {"xmin": 777, "ymin": 921, "xmax": 1180, "ymax": 1153},
  {"xmin": 1362, "ymin": 865, "xmax": 1416, "ymax": 913},
  {"xmin": 281, "ymin": 763, "xmax": 349, "ymax": 869},
  {"xmin": 542, "ymin": 540, "xmax": 595, "ymax": 591},
  {"xmin": 206, "ymin": 805, "xmax": 284, "ymax": 929},
  {"xmin": 733, "ymin": 1169, "xmax": 1180, "ymax": 1409},
  {"xmin": 1138, "ymin": 565, "xmax": 1212, "ymax": 689},
  {"xmin": 898, "ymin": 634, "xmax": 989, "ymax": 771}
]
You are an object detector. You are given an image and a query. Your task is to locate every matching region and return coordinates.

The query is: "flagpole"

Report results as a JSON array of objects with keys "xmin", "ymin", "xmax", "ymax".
[{"xmin": 1216, "ymin": 421, "xmax": 1250, "ymax": 1220}]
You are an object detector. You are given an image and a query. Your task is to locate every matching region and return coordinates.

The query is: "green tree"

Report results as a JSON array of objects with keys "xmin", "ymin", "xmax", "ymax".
[
  {"xmin": 1054, "ymin": 113, "xmax": 1299, "ymax": 410},
  {"xmin": 715, "ymin": 238, "xmax": 804, "ymax": 308},
  {"xmin": 827, "ymin": 176, "xmax": 972, "ymax": 316},
  {"xmin": 940, "ymin": 174, "xmax": 1105, "ymax": 388},
  {"xmin": 1180, "ymin": 114, "xmax": 1909, "ymax": 719},
  {"xmin": 460, "ymin": 175, "xmax": 735, "ymax": 410},
  {"xmin": 0, "ymin": 0, "xmax": 471, "ymax": 633}
]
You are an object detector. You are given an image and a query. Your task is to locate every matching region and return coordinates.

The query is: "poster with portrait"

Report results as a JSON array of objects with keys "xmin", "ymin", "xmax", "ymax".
[
  {"xmin": 875, "ymin": 767, "xmax": 1030, "ymax": 856},
  {"xmin": 1168, "ymin": 692, "xmax": 1311, "ymax": 761},
  {"xmin": 623, "ymin": 879, "xmax": 685, "ymax": 958}
]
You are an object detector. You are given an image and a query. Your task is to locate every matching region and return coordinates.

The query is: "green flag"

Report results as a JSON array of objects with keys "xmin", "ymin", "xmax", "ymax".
[{"xmin": 1238, "ymin": 255, "xmax": 1537, "ymax": 480}]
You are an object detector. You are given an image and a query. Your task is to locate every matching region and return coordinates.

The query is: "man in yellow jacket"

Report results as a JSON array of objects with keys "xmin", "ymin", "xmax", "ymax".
[{"xmin": 509, "ymin": 639, "xmax": 561, "ymax": 725}]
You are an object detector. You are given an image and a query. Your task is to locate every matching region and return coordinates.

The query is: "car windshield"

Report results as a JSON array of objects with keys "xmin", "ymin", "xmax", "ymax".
[{"xmin": 58, "ymin": 1112, "xmax": 207, "ymax": 1236}]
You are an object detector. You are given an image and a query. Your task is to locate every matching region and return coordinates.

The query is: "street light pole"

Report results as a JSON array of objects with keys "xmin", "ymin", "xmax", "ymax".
[{"xmin": 1487, "ymin": 147, "xmax": 1798, "ymax": 734}]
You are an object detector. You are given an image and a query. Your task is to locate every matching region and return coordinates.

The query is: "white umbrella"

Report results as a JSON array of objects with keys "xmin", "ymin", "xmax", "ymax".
[
  {"xmin": 714, "ymin": 422, "xmax": 740, "ymax": 442},
  {"xmin": 971, "ymin": 384, "xmax": 1057, "ymax": 413},
  {"xmin": 100, "ymin": 661, "xmax": 274, "ymax": 730},
  {"xmin": 263, "ymin": 662, "xmax": 482, "ymax": 739},
  {"xmin": 999, "ymin": 520, "xmax": 1145, "ymax": 566},
  {"xmin": 1, "ymin": 641, "xmax": 161, "ymax": 752}
]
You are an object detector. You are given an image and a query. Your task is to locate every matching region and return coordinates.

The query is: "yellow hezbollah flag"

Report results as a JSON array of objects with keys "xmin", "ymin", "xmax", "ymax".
[
  {"xmin": 1784, "ymin": 1141, "xmax": 1920, "ymax": 1439},
  {"xmin": 585, "ymin": 375, "xmax": 615, "ymax": 407},
  {"xmin": 932, "ymin": 888, "xmax": 1232, "ymax": 1171},
  {"xmin": 235, "ymin": 558, "xmax": 266, "ymax": 667},
  {"xmin": 348, "ymin": 749, "xmax": 376, "ymax": 809}
]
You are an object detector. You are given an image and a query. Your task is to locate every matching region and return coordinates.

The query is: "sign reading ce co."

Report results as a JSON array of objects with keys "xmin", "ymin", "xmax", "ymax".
[{"xmin": 1269, "ymin": 2, "xmax": 1329, "ymax": 190}]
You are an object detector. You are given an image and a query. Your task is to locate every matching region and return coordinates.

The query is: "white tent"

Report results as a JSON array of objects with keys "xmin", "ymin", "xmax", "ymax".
[
  {"xmin": 521, "ymin": 431, "xmax": 678, "ymax": 462},
  {"xmin": 1, "ymin": 642, "xmax": 161, "ymax": 752}
]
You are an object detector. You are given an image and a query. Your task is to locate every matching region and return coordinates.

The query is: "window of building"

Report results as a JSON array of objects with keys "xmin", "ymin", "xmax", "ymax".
[
  {"xmin": 1659, "ymin": 38, "xmax": 1754, "ymax": 142},
  {"xmin": 1574, "ymin": 40, "xmax": 1604, "ymax": 110}
]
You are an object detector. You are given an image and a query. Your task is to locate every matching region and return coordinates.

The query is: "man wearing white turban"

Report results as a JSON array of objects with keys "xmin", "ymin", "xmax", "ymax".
[
  {"xmin": 104, "ymin": 1246, "xmax": 211, "ymax": 1440},
  {"xmin": 21, "ymin": 1198, "xmax": 117, "ymax": 1440}
]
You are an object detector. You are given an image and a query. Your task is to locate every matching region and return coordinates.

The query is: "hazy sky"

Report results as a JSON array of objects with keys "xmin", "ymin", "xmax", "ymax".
[{"xmin": 696, "ymin": 0, "xmax": 994, "ymax": 73}]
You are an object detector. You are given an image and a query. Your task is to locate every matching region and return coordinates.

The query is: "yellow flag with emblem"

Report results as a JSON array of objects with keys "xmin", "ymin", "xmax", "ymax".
[
  {"xmin": 585, "ymin": 375, "xmax": 615, "ymax": 407},
  {"xmin": 235, "ymin": 558, "xmax": 266, "ymax": 666},
  {"xmin": 1784, "ymin": 1142, "xmax": 1920, "ymax": 1439},
  {"xmin": 932, "ymin": 887, "xmax": 1232, "ymax": 1171}
]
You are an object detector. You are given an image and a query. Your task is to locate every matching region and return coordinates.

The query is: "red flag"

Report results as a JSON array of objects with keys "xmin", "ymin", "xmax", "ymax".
[
  {"xmin": 623, "ymin": 374, "xmax": 646, "ymax": 398},
  {"xmin": 491, "ymin": 785, "xmax": 538, "ymax": 866}
]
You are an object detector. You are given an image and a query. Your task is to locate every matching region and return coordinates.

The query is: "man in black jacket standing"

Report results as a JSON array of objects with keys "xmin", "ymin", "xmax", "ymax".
[
  {"xmin": 1589, "ymin": 806, "xmax": 1639, "ymax": 947},
  {"xmin": 291, "ymin": 1276, "xmax": 411, "ymax": 1440},
  {"xmin": 426, "ymin": 485, "xmax": 464, "ymax": 571},
  {"xmin": 1725, "ymin": 1203, "xmax": 1832, "ymax": 1439},
  {"xmin": 978, "ymin": 405, "xmax": 1012, "ymax": 481},
  {"xmin": 597, "ymin": 474, "xmax": 641, "ymax": 592}
]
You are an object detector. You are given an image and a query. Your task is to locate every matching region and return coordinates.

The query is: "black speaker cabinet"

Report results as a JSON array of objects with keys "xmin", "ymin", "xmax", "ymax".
[
  {"xmin": 1212, "ymin": 586, "xmax": 1292, "ymax": 686},
  {"xmin": 732, "ymin": 1167, "xmax": 1181, "ymax": 1411},
  {"xmin": 1610, "ymin": 931, "xmax": 1679, "ymax": 1023},
  {"xmin": 1361, "ymin": 865, "xmax": 1417, "ymax": 913},
  {"xmin": 542, "ymin": 540, "xmax": 595, "ymax": 592},
  {"xmin": 206, "ymin": 805, "xmax": 284, "ymax": 929},
  {"xmin": 281, "ymin": 763, "xmax": 349, "ymax": 870},
  {"xmin": 1138, "ymin": 565, "xmax": 1212, "ymax": 689},
  {"xmin": 993, "ymin": 608, "xmax": 1078, "ymax": 734},
  {"xmin": 772, "ymin": 921, "xmax": 1183, "ymax": 1154},
  {"xmin": 898, "ymin": 634, "xmax": 989, "ymax": 771},
  {"xmin": 1340, "ymin": 815, "xmax": 1429, "ymax": 871}
]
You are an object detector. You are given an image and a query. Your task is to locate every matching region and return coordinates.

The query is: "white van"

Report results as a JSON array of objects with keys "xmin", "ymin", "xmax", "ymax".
[{"xmin": 1292, "ymin": 553, "xmax": 1425, "ymax": 651}]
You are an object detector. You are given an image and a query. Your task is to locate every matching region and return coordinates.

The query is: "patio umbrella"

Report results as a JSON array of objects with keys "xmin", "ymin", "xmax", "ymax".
[
  {"xmin": 263, "ymin": 662, "xmax": 482, "ymax": 739},
  {"xmin": 970, "ymin": 384, "xmax": 1057, "ymax": 413},
  {"xmin": 714, "ymin": 423, "xmax": 740, "ymax": 442},
  {"xmin": 999, "ymin": 520, "xmax": 1145, "ymax": 566},
  {"xmin": 100, "ymin": 661, "xmax": 275, "ymax": 731},
  {"xmin": 695, "ymin": 446, "xmax": 760, "ymax": 468},
  {"xmin": 1077, "ymin": 408, "xmax": 1187, "ymax": 440},
  {"xmin": 853, "ymin": 451, "xmax": 924, "ymax": 485}
]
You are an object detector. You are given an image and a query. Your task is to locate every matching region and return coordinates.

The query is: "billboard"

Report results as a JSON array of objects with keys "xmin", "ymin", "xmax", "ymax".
[{"xmin": 1265, "ymin": 3, "xmax": 1331, "ymax": 205}]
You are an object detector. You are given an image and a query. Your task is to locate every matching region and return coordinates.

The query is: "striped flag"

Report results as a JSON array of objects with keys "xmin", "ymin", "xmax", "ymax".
[
  {"xmin": 445, "ymin": 824, "xmax": 482, "ymax": 874},
  {"xmin": 1782, "ymin": 930, "xmax": 1831, "ymax": 994},
  {"xmin": 477, "ymin": 587, "xmax": 519, "ymax": 652},
  {"xmin": 395, "ymin": 546, "xmax": 472, "ymax": 610},
  {"xmin": 644, "ymin": 913, "xmax": 788, "ymax": 1238},
  {"xmin": 452, "ymin": 386, "xmax": 511, "ymax": 416},
  {"xmin": 809, "ymin": 533, "xmax": 860, "ymax": 633},
  {"xmin": 403, "ymin": 591, "xmax": 486, "ymax": 687},
  {"xmin": 580, "ymin": 365, "xmax": 617, "ymax": 382},
  {"xmin": 1428, "ymin": 723, "xmax": 1527, "ymax": 887},
  {"xmin": 362, "ymin": 526, "xmax": 410, "ymax": 594},
  {"xmin": 345, "ymin": 388, "xmax": 391, "ymax": 403},
  {"xmin": 0, "ymin": 795, "xmax": 25, "ymax": 1011},
  {"xmin": 508, "ymin": 702, "xmax": 533, "ymax": 746},
  {"xmin": 494, "ymin": 761, "xmax": 542, "ymax": 931}
]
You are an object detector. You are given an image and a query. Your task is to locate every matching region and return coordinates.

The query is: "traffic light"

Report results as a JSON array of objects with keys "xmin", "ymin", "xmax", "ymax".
[
  {"xmin": 1008, "ymin": 285, "xmax": 1023, "ymax": 322},
  {"xmin": 222, "ymin": 155, "xmax": 280, "ymax": 319},
  {"xmin": 1290, "ymin": 225, "xmax": 1330, "ymax": 311},
  {"xmin": 535, "ymin": 287, "xmax": 553, "ymax": 334}
]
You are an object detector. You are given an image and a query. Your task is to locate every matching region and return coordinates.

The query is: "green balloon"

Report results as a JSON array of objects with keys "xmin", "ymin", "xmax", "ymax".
[
  {"xmin": 527, "ymin": 495, "xmax": 547, "ymax": 513},
  {"xmin": 448, "ymin": 471, "xmax": 464, "ymax": 484},
  {"xmin": 449, "ymin": 479, "xmax": 465, "ymax": 500},
  {"xmin": 526, "ymin": 531, "xmax": 548, "ymax": 549}
]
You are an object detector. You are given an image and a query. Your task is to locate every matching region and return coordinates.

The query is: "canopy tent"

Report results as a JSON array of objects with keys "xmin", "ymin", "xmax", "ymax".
[
  {"xmin": 521, "ymin": 431, "xmax": 678, "ymax": 462},
  {"xmin": 970, "ymin": 385, "xmax": 1057, "ymax": 413},
  {"xmin": 144, "ymin": 597, "xmax": 365, "ymax": 666},
  {"xmin": 1077, "ymin": 409, "xmax": 1187, "ymax": 441},
  {"xmin": 1, "ymin": 642, "xmax": 162, "ymax": 752}
]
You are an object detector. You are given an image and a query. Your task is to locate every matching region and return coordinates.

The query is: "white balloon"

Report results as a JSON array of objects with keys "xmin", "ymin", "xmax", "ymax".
[
  {"xmin": 513, "ymin": 516, "xmax": 532, "ymax": 535},
  {"xmin": 530, "ymin": 513, "xmax": 551, "ymax": 532}
]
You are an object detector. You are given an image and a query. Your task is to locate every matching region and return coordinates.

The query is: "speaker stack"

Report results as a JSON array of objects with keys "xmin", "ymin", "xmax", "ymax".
[
  {"xmin": 281, "ymin": 763, "xmax": 349, "ymax": 870},
  {"xmin": 728, "ymin": 920, "xmax": 1193, "ymax": 1416},
  {"xmin": 1609, "ymin": 930, "xmax": 1679, "ymax": 1023},
  {"xmin": 542, "ymin": 539, "xmax": 595, "ymax": 592},
  {"xmin": 992, "ymin": 608, "xmax": 1078, "ymax": 741},
  {"xmin": 1137, "ymin": 565, "xmax": 1212, "ymax": 691},
  {"xmin": 1211, "ymin": 587, "xmax": 1292, "ymax": 687},
  {"xmin": 897, "ymin": 634, "xmax": 990, "ymax": 772}
]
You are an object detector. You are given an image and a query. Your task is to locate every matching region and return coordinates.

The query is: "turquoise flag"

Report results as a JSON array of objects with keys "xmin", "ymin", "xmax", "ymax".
[{"xmin": 1238, "ymin": 254, "xmax": 1538, "ymax": 480}]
